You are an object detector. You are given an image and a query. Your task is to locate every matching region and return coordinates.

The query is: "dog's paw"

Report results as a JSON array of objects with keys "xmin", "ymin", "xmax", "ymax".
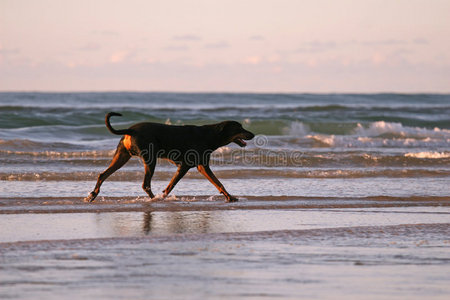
[
  {"xmin": 226, "ymin": 195, "xmax": 239, "ymax": 202},
  {"xmin": 84, "ymin": 192, "xmax": 97, "ymax": 203},
  {"xmin": 143, "ymin": 188, "xmax": 155, "ymax": 199}
]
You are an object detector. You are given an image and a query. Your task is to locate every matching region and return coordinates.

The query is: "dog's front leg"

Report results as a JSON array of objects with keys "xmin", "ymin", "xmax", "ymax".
[
  {"xmin": 197, "ymin": 164, "xmax": 238, "ymax": 202},
  {"xmin": 142, "ymin": 160, "xmax": 156, "ymax": 199}
]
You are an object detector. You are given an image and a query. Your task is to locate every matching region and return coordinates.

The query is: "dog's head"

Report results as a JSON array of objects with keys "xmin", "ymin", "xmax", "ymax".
[{"xmin": 217, "ymin": 121, "xmax": 255, "ymax": 147}]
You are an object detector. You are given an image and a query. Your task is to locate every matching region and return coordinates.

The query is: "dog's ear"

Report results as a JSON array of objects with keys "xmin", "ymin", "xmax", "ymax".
[
  {"xmin": 215, "ymin": 121, "xmax": 242, "ymax": 137},
  {"xmin": 215, "ymin": 121, "xmax": 230, "ymax": 134}
]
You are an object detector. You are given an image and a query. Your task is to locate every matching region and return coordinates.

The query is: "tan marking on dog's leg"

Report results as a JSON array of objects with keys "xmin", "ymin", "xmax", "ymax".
[{"xmin": 123, "ymin": 135, "xmax": 132, "ymax": 150}]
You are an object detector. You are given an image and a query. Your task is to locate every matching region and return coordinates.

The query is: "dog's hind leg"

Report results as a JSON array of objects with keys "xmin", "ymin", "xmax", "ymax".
[
  {"xmin": 162, "ymin": 164, "xmax": 190, "ymax": 197},
  {"xmin": 84, "ymin": 144, "xmax": 131, "ymax": 202}
]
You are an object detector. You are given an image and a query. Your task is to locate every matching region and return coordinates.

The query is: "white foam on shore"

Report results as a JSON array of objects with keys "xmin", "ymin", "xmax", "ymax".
[
  {"xmin": 404, "ymin": 151, "xmax": 450, "ymax": 159},
  {"xmin": 149, "ymin": 193, "xmax": 179, "ymax": 201}
]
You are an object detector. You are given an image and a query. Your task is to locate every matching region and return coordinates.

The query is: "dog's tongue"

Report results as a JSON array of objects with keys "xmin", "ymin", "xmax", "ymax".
[{"xmin": 238, "ymin": 138, "xmax": 247, "ymax": 146}]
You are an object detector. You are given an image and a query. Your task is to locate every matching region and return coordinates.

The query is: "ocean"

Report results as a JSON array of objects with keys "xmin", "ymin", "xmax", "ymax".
[
  {"xmin": 1, "ymin": 92, "xmax": 449, "ymax": 200},
  {"xmin": 1, "ymin": 92, "xmax": 449, "ymax": 299}
]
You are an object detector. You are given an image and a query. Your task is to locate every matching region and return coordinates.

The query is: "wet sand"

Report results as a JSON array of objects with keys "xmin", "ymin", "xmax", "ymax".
[{"xmin": 1, "ymin": 197, "xmax": 449, "ymax": 299}]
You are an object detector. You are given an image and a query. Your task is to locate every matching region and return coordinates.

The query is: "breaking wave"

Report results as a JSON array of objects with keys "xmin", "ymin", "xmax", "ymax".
[{"xmin": 282, "ymin": 121, "xmax": 450, "ymax": 148}]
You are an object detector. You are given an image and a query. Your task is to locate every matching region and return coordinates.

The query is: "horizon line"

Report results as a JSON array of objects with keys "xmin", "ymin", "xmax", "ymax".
[{"xmin": 1, "ymin": 89, "xmax": 449, "ymax": 95}]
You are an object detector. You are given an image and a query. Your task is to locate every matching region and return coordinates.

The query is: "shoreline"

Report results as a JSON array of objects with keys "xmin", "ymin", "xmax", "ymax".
[{"xmin": 1, "ymin": 195, "xmax": 449, "ymax": 214}]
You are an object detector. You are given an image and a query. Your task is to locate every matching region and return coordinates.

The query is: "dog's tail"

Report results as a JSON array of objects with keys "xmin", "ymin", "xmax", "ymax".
[{"xmin": 105, "ymin": 112, "xmax": 135, "ymax": 135}]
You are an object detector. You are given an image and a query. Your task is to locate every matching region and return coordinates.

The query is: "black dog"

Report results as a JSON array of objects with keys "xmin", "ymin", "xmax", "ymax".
[{"xmin": 85, "ymin": 112, "xmax": 254, "ymax": 203}]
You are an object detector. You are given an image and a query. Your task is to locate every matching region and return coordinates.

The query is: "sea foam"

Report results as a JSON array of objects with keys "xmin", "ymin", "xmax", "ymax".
[
  {"xmin": 354, "ymin": 121, "xmax": 450, "ymax": 139},
  {"xmin": 404, "ymin": 152, "xmax": 450, "ymax": 159},
  {"xmin": 283, "ymin": 121, "xmax": 450, "ymax": 148}
]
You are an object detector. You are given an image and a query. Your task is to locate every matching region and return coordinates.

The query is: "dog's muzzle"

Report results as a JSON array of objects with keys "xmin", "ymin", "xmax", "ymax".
[{"xmin": 233, "ymin": 130, "xmax": 255, "ymax": 147}]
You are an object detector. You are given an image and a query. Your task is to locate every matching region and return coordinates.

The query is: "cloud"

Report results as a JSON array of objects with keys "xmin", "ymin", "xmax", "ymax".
[
  {"xmin": 0, "ymin": 47, "xmax": 20, "ymax": 63},
  {"xmin": 164, "ymin": 45, "xmax": 190, "ymax": 51},
  {"xmin": 361, "ymin": 39, "xmax": 408, "ymax": 46},
  {"xmin": 79, "ymin": 42, "xmax": 101, "ymax": 51},
  {"xmin": 249, "ymin": 35, "xmax": 265, "ymax": 41},
  {"xmin": 371, "ymin": 53, "xmax": 386, "ymax": 65},
  {"xmin": 204, "ymin": 41, "xmax": 230, "ymax": 49},
  {"xmin": 243, "ymin": 56, "xmax": 262, "ymax": 65},
  {"xmin": 110, "ymin": 51, "xmax": 129, "ymax": 63},
  {"xmin": 296, "ymin": 41, "xmax": 337, "ymax": 53},
  {"xmin": 413, "ymin": 38, "xmax": 429, "ymax": 45},
  {"xmin": 294, "ymin": 39, "xmax": 425, "ymax": 55},
  {"xmin": 2, "ymin": 58, "xmax": 450, "ymax": 92},
  {"xmin": 172, "ymin": 35, "xmax": 202, "ymax": 42},
  {"xmin": 109, "ymin": 49, "xmax": 141, "ymax": 63},
  {"xmin": 0, "ymin": 47, "xmax": 20, "ymax": 55},
  {"xmin": 91, "ymin": 30, "xmax": 119, "ymax": 36}
]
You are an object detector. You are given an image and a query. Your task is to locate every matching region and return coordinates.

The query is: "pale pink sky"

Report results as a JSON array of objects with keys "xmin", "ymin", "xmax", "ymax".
[{"xmin": 1, "ymin": 0, "xmax": 449, "ymax": 92}]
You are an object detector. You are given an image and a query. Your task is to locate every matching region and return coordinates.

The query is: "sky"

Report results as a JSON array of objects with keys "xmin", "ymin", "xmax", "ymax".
[{"xmin": 1, "ymin": 0, "xmax": 450, "ymax": 92}]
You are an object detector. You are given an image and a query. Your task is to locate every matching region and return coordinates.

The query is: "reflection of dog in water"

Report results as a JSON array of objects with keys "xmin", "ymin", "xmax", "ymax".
[{"xmin": 85, "ymin": 112, "xmax": 254, "ymax": 203}]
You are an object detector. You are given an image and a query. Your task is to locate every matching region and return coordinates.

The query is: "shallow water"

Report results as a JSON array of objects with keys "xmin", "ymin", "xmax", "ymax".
[
  {"xmin": 1, "ymin": 207, "xmax": 449, "ymax": 243},
  {"xmin": 2, "ymin": 177, "xmax": 449, "ymax": 199}
]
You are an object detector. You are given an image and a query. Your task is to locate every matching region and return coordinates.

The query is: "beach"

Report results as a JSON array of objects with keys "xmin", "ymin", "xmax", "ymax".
[{"xmin": 1, "ymin": 93, "xmax": 449, "ymax": 299}]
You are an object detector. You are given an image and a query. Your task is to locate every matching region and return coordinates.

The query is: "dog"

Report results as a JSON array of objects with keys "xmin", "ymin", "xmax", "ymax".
[{"xmin": 84, "ymin": 112, "xmax": 255, "ymax": 203}]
